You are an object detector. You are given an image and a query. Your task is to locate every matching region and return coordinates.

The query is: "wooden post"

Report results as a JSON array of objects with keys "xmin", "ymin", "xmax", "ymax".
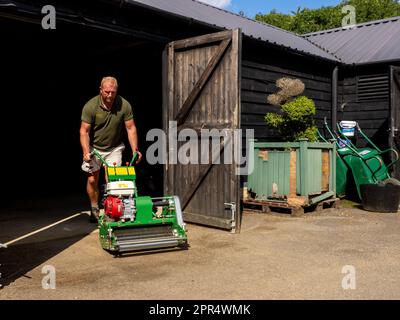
[
  {"xmin": 289, "ymin": 150, "xmax": 297, "ymax": 197},
  {"xmin": 299, "ymin": 139, "xmax": 308, "ymax": 196},
  {"xmin": 321, "ymin": 150, "xmax": 330, "ymax": 191}
]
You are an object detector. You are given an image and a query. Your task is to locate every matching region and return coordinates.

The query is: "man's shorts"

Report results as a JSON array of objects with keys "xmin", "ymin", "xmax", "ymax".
[{"xmin": 81, "ymin": 144, "xmax": 125, "ymax": 174}]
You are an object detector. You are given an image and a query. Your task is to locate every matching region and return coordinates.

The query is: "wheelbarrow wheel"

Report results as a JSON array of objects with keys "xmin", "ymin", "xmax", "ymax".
[{"xmin": 382, "ymin": 178, "xmax": 400, "ymax": 186}]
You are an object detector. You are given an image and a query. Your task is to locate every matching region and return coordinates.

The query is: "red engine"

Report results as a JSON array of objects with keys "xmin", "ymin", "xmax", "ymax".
[{"xmin": 104, "ymin": 196, "xmax": 123, "ymax": 219}]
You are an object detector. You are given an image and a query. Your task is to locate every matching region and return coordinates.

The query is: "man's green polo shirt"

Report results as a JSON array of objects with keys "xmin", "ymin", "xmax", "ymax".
[{"xmin": 81, "ymin": 95, "xmax": 133, "ymax": 151}]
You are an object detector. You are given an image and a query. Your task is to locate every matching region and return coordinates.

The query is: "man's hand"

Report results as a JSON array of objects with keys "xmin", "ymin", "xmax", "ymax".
[
  {"xmin": 125, "ymin": 119, "xmax": 142, "ymax": 165},
  {"xmin": 83, "ymin": 152, "xmax": 92, "ymax": 162},
  {"xmin": 135, "ymin": 151, "xmax": 143, "ymax": 164}
]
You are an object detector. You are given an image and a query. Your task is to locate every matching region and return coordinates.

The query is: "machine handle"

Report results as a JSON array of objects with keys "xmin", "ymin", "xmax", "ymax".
[
  {"xmin": 91, "ymin": 148, "xmax": 108, "ymax": 167},
  {"xmin": 129, "ymin": 152, "xmax": 138, "ymax": 166},
  {"xmin": 92, "ymin": 149, "xmax": 140, "ymax": 167}
]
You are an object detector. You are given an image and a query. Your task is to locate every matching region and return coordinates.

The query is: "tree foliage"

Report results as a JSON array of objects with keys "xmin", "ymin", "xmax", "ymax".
[{"xmin": 255, "ymin": 0, "xmax": 400, "ymax": 34}]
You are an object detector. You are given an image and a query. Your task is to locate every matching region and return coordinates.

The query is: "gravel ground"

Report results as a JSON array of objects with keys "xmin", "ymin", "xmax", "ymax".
[{"xmin": 1, "ymin": 202, "xmax": 400, "ymax": 300}]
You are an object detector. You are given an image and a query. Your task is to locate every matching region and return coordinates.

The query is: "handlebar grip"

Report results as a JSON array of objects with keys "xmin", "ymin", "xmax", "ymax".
[
  {"xmin": 130, "ymin": 152, "xmax": 138, "ymax": 166},
  {"xmin": 91, "ymin": 148, "xmax": 108, "ymax": 166}
]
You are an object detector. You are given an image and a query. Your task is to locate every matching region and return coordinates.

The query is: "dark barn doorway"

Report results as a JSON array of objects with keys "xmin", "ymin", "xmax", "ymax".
[{"xmin": 1, "ymin": 16, "xmax": 165, "ymax": 210}]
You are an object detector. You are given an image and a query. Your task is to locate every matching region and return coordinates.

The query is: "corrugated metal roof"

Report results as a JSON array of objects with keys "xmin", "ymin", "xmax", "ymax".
[
  {"xmin": 125, "ymin": 0, "xmax": 339, "ymax": 62},
  {"xmin": 304, "ymin": 16, "xmax": 400, "ymax": 64}
]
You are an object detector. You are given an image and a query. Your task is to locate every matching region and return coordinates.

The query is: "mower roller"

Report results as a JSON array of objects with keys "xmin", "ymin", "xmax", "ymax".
[{"xmin": 91, "ymin": 149, "xmax": 188, "ymax": 254}]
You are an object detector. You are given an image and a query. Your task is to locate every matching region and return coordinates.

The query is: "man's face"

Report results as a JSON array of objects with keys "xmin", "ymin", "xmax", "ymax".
[{"xmin": 100, "ymin": 81, "xmax": 117, "ymax": 105}]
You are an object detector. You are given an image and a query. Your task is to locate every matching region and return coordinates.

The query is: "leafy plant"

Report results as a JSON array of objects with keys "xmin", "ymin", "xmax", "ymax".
[{"xmin": 265, "ymin": 78, "xmax": 318, "ymax": 142}]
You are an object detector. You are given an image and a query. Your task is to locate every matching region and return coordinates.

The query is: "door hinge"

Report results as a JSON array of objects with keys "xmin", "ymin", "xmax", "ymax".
[
  {"xmin": 224, "ymin": 202, "xmax": 236, "ymax": 233},
  {"xmin": 390, "ymin": 126, "xmax": 399, "ymax": 138}
]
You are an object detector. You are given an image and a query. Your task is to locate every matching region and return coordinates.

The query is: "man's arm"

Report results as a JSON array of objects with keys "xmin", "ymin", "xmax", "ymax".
[
  {"xmin": 80, "ymin": 121, "xmax": 92, "ymax": 162},
  {"xmin": 125, "ymin": 119, "xmax": 142, "ymax": 163}
]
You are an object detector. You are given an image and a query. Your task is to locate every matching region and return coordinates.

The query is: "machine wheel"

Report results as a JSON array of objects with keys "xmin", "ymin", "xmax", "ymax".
[
  {"xmin": 382, "ymin": 178, "xmax": 400, "ymax": 186},
  {"xmin": 113, "ymin": 252, "xmax": 122, "ymax": 258},
  {"xmin": 179, "ymin": 241, "xmax": 190, "ymax": 250}
]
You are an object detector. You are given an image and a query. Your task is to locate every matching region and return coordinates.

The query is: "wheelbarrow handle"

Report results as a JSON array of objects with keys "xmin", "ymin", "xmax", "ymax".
[
  {"xmin": 384, "ymin": 148, "xmax": 399, "ymax": 170},
  {"xmin": 367, "ymin": 155, "xmax": 383, "ymax": 181}
]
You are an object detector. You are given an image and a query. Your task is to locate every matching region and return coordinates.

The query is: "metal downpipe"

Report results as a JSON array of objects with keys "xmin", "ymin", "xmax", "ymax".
[{"xmin": 332, "ymin": 66, "xmax": 339, "ymax": 132}]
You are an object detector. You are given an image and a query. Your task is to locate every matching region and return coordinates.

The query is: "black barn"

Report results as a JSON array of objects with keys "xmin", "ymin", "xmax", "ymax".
[{"xmin": 1, "ymin": 0, "xmax": 399, "ymax": 231}]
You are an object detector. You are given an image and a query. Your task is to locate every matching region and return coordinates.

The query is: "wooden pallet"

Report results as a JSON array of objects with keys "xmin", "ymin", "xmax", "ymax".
[{"xmin": 242, "ymin": 197, "xmax": 340, "ymax": 217}]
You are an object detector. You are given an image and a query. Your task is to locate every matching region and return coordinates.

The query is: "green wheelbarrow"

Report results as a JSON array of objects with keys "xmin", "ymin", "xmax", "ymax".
[{"xmin": 319, "ymin": 119, "xmax": 400, "ymax": 200}]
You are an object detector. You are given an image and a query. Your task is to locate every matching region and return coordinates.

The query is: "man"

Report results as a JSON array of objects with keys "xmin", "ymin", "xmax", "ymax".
[{"xmin": 80, "ymin": 76, "xmax": 142, "ymax": 222}]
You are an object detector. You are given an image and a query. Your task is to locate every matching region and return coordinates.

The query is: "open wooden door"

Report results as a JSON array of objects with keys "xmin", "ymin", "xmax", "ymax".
[
  {"xmin": 162, "ymin": 29, "xmax": 242, "ymax": 232},
  {"xmin": 390, "ymin": 66, "xmax": 400, "ymax": 179}
]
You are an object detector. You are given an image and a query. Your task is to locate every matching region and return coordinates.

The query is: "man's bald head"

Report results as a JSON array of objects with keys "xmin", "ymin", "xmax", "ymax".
[
  {"xmin": 100, "ymin": 76, "xmax": 118, "ymax": 89},
  {"xmin": 100, "ymin": 76, "xmax": 118, "ymax": 108}
]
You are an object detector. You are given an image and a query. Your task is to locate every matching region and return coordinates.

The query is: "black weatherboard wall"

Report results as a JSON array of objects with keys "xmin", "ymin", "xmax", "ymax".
[
  {"xmin": 337, "ymin": 63, "xmax": 400, "ymax": 179},
  {"xmin": 338, "ymin": 64, "xmax": 392, "ymax": 148},
  {"xmin": 241, "ymin": 38, "xmax": 335, "ymax": 140}
]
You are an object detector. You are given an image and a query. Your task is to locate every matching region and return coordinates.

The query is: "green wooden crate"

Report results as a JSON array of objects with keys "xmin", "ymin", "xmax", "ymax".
[{"xmin": 247, "ymin": 139, "xmax": 336, "ymax": 206}]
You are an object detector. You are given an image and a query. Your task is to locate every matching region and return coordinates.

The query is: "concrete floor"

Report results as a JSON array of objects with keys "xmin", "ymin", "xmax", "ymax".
[{"xmin": 1, "ymin": 199, "xmax": 400, "ymax": 300}]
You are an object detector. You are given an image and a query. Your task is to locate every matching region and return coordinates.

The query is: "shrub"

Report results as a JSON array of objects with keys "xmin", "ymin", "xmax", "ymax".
[
  {"xmin": 276, "ymin": 77, "xmax": 305, "ymax": 97},
  {"xmin": 265, "ymin": 93, "xmax": 318, "ymax": 142}
]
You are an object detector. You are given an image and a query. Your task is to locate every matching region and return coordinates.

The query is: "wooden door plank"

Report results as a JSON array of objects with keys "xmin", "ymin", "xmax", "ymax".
[
  {"xmin": 182, "ymin": 211, "xmax": 233, "ymax": 229},
  {"xmin": 390, "ymin": 66, "xmax": 400, "ymax": 179},
  {"xmin": 175, "ymin": 38, "xmax": 231, "ymax": 127},
  {"xmin": 181, "ymin": 136, "xmax": 231, "ymax": 210},
  {"xmin": 163, "ymin": 43, "xmax": 175, "ymax": 195},
  {"xmin": 232, "ymin": 28, "xmax": 242, "ymax": 233},
  {"xmin": 173, "ymin": 30, "xmax": 232, "ymax": 50}
]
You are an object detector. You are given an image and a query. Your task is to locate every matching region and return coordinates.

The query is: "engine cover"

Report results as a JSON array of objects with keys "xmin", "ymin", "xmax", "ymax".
[
  {"xmin": 104, "ymin": 196, "xmax": 124, "ymax": 219},
  {"xmin": 104, "ymin": 196, "xmax": 136, "ymax": 221},
  {"xmin": 106, "ymin": 181, "xmax": 135, "ymax": 196}
]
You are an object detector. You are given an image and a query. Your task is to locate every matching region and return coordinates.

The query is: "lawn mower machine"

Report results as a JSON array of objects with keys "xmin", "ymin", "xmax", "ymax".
[{"xmin": 91, "ymin": 149, "xmax": 188, "ymax": 255}]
